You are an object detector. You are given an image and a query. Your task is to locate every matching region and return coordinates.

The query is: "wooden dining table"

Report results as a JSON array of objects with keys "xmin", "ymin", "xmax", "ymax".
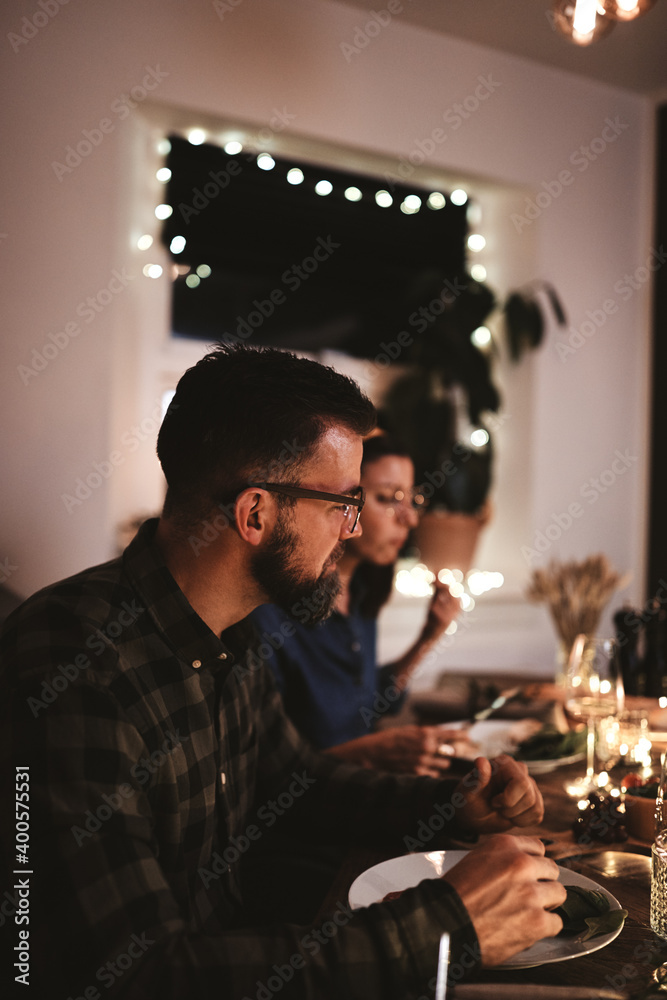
[{"xmin": 317, "ymin": 755, "xmax": 667, "ymax": 998}]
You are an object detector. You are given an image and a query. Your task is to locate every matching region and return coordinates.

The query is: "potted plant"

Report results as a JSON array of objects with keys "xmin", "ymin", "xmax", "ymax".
[{"xmin": 379, "ymin": 272, "xmax": 565, "ymax": 574}]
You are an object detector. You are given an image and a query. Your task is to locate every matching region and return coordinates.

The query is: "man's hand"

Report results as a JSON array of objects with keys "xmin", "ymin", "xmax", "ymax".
[
  {"xmin": 324, "ymin": 726, "xmax": 474, "ymax": 777},
  {"xmin": 456, "ymin": 754, "xmax": 544, "ymax": 833},
  {"xmin": 443, "ymin": 834, "xmax": 566, "ymax": 967}
]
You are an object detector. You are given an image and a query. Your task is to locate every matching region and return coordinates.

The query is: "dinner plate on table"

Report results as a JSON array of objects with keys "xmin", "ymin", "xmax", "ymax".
[{"xmin": 348, "ymin": 850, "xmax": 625, "ymax": 969}]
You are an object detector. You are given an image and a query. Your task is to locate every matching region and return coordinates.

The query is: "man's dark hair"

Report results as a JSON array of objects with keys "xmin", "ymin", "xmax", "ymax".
[{"xmin": 157, "ymin": 345, "xmax": 376, "ymax": 528}]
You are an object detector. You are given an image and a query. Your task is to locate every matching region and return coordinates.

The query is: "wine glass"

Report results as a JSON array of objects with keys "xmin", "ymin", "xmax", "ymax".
[{"xmin": 564, "ymin": 635, "xmax": 624, "ymax": 798}]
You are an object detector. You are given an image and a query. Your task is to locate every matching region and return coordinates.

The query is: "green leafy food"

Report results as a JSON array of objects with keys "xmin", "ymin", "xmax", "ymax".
[
  {"xmin": 554, "ymin": 884, "xmax": 627, "ymax": 940},
  {"xmin": 513, "ymin": 726, "xmax": 587, "ymax": 761}
]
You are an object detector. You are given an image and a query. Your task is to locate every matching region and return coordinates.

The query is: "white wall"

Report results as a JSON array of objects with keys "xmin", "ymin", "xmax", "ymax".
[{"xmin": 0, "ymin": 0, "xmax": 655, "ymax": 673}]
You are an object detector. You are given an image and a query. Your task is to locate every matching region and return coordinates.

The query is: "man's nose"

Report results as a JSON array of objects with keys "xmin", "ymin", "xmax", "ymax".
[{"xmin": 342, "ymin": 517, "xmax": 362, "ymax": 539}]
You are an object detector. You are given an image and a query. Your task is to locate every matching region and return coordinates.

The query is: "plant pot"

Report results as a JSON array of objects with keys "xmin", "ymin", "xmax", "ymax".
[{"xmin": 412, "ymin": 502, "xmax": 491, "ymax": 576}]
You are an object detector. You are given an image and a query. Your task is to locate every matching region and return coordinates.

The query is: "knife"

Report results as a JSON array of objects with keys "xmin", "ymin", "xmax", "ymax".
[
  {"xmin": 472, "ymin": 686, "xmax": 523, "ymax": 722},
  {"xmin": 451, "ymin": 986, "xmax": 627, "ymax": 999}
]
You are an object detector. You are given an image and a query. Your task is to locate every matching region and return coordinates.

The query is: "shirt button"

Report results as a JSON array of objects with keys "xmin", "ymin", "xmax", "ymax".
[
  {"xmin": 351, "ymin": 641, "xmax": 361, "ymax": 653},
  {"xmin": 218, "ymin": 653, "xmax": 228, "ymax": 661},
  {"xmin": 192, "ymin": 659, "xmax": 202, "ymax": 669}
]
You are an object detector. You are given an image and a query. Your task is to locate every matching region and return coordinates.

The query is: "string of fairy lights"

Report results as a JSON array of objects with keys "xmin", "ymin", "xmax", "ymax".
[{"xmin": 139, "ymin": 125, "xmax": 504, "ymax": 610}]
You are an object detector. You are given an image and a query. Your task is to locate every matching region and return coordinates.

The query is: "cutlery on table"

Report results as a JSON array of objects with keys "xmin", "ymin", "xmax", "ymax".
[
  {"xmin": 451, "ymin": 986, "xmax": 627, "ymax": 999},
  {"xmin": 472, "ymin": 686, "xmax": 523, "ymax": 723}
]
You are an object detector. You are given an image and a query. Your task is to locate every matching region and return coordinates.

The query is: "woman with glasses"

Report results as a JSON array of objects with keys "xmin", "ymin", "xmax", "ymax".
[{"xmin": 249, "ymin": 433, "xmax": 465, "ymax": 776}]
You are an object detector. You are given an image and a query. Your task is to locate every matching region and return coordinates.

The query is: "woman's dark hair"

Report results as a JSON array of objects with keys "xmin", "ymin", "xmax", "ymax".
[
  {"xmin": 157, "ymin": 344, "xmax": 376, "ymax": 528},
  {"xmin": 355, "ymin": 433, "xmax": 415, "ymax": 618}
]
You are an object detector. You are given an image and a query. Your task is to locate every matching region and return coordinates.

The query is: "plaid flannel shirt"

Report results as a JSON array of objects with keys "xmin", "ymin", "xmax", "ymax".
[{"xmin": 0, "ymin": 519, "xmax": 478, "ymax": 999}]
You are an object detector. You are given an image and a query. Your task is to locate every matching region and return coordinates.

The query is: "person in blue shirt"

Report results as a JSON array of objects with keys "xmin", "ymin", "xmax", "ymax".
[{"xmin": 250, "ymin": 433, "xmax": 465, "ymax": 777}]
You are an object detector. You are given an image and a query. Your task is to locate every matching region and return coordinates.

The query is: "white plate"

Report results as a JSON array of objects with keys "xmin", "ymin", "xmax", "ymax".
[
  {"xmin": 443, "ymin": 719, "xmax": 520, "ymax": 757},
  {"xmin": 444, "ymin": 721, "xmax": 585, "ymax": 774},
  {"xmin": 348, "ymin": 850, "xmax": 624, "ymax": 969}
]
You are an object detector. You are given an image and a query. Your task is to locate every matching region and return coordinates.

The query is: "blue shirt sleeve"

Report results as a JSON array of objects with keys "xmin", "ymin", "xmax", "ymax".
[{"xmin": 249, "ymin": 602, "xmax": 405, "ymax": 749}]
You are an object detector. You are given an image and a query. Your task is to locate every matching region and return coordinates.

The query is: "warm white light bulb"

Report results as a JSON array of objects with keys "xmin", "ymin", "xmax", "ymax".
[
  {"xmin": 470, "ymin": 428, "xmax": 489, "ymax": 447},
  {"xmin": 450, "ymin": 188, "xmax": 468, "ymax": 206},
  {"xmin": 471, "ymin": 326, "xmax": 491, "ymax": 348},
  {"xmin": 573, "ymin": 0, "xmax": 598, "ymax": 37},
  {"xmin": 142, "ymin": 264, "xmax": 163, "ymax": 279}
]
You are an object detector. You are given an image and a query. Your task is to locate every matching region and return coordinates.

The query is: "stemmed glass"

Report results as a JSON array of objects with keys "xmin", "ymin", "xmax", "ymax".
[{"xmin": 564, "ymin": 635, "xmax": 624, "ymax": 798}]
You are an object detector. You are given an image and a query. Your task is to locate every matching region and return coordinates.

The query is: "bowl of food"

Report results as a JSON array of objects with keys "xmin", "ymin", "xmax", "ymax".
[{"xmin": 622, "ymin": 774, "xmax": 659, "ymax": 840}]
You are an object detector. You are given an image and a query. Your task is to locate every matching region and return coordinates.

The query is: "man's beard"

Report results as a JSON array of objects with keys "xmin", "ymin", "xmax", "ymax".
[{"xmin": 252, "ymin": 511, "xmax": 343, "ymax": 624}]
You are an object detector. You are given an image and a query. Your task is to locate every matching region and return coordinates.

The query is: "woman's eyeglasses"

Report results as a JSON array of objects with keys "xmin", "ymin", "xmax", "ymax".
[{"xmin": 373, "ymin": 488, "xmax": 428, "ymax": 516}]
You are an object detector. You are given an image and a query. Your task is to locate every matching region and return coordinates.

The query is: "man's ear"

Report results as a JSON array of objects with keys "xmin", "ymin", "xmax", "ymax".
[{"xmin": 234, "ymin": 489, "xmax": 273, "ymax": 546}]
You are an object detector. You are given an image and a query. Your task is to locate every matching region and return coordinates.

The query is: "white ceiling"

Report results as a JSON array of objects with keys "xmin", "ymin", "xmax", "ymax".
[{"xmin": 336, "ymin": 0, "xmax": 667, "ymax": 95}]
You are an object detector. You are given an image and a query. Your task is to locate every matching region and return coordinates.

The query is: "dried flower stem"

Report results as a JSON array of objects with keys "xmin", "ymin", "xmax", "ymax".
[{"xmin": 527, "ymin": 555, "xmax": 630, "ymax": 651}]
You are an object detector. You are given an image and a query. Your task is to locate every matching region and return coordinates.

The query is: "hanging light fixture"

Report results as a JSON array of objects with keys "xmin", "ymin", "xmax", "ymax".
[
  {"xmin": 551, "ymin": 0, "xmax": 616, "ymax": 45},
  {"xmin": 604, "ymin": 0, "xmax": 657, "ymax": 21}
]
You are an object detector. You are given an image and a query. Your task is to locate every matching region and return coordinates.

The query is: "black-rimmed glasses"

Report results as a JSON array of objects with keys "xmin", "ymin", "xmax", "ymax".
[{"xmin": 249, "ymin": 482, "xmax": 366, "ymax": 534}]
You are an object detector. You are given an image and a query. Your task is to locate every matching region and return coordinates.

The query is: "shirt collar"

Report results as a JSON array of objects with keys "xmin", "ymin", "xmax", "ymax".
[{"xmin": 122, "ymin": 518, "xmax": 242, "ymax": 671}]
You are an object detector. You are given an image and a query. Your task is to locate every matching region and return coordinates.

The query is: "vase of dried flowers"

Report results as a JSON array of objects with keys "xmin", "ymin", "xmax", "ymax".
[{"xmin": 527, "ymin": 555, "xmax": 629, "ymax": 685}]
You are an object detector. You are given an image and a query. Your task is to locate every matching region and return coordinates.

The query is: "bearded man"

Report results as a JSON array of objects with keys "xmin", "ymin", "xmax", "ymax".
[{"xmin": 0, "ymin": 345, "xmax": 563, "ymax": 999}]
